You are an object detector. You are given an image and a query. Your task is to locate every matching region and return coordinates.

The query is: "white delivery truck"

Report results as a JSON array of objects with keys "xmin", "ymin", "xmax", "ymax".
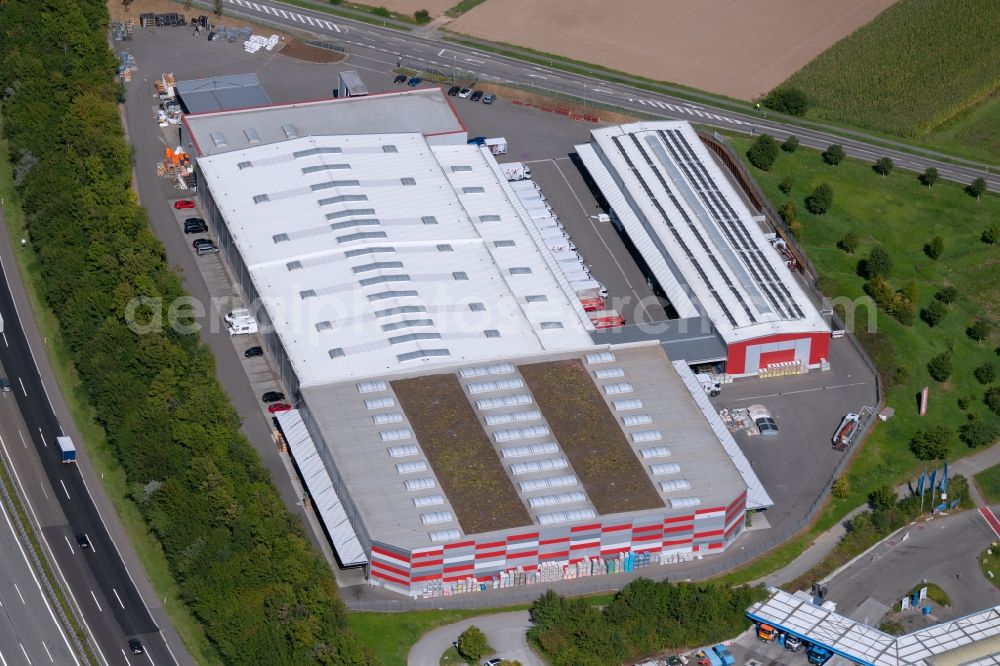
[
  {"xmin": 485, "ymin": 137, "xmax": 507, "ymax": 155},
  {"xmin": 572, "ymin": 279, "xmax": 609, "ymax": 298},
  {"xmin": 562, "ymin": 267, "xmax": 592, "ymax": 283},
  {"xmin": 500, "ymin": 162, "xmax": 532, "ymax": 181}
]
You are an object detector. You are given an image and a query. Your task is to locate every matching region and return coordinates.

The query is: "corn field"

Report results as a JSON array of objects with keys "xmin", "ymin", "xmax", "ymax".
[{"xmin": 783, "ymin": 0, "xmax": 1000, "ymax": 138}]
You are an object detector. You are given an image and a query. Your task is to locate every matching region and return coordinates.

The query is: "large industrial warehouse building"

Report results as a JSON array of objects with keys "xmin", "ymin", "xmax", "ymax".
[
  {"xmin": 577, "ymin": 122, "xmax": 831, "ymax": 377},
  {"xmin": 187, "ymin": 93, "xmax": 775, "ymax": 596}
]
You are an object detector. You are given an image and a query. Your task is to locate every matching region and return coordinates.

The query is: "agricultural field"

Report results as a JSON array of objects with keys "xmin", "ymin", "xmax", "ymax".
[
  {"xmin": 446, "ymin": 0, "xmax": 893, "ymax": 100},
  {"xmin": 783, "ymin": 0, "xmax": 1000, "ymax": 141},
  {"xmin": 727, "ymin": 134, "xmax": 1000, "ymax": 517}
]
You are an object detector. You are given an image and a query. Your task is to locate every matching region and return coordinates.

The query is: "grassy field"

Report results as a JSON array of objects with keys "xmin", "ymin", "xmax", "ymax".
[
  {"xmin": 784, "ymin": 0, "xmax": 1000, "ymax": 140},
  {"xmin": 922, "ymin": 94, "xmax": 1000, "ymax": 165},
  {"xmin": 728, "ymin": 134, "xmax": 1000, "ymax": 521},
  {"xmin": 980, "ymin": 547, "xmax": 1000, "ymax": 591},
  {"xmin": 975, "ymin": 464, "xmax": 1000, "ymax": 504}
]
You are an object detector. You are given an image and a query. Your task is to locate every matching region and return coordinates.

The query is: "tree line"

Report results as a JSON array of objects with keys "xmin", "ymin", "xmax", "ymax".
[{"xmin": 0, "ymin": 1, "xmax": 373, "ymax": 663}]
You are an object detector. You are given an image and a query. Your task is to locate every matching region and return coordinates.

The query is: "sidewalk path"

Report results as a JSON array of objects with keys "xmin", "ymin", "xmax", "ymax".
[{"xmin": 408, "ymin": 611, "xmax": 542, "ymax": 666}]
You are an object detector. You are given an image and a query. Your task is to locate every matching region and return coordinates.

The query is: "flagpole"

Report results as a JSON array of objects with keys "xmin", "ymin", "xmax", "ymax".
[{"xmin": 920, "ymin": 468, "xmax": 926, "ymax": 513}]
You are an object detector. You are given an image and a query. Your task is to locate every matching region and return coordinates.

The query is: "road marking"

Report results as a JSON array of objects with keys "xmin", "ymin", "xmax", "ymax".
[
  {"xmin": 145, "ymin": 649, "xmax": 156, "ymax": 666},
  {"xmin": 113, "ymin": 588, "xmax": 125, "ymax": 609},
  {"xmin": 463, "ymin": 57, "xmax": 484, "ymax": 64},
  {"xmin": 2, "ymin": 332, "xmax": 6, "ymax": 346},
  {"xmin": 14, "ymin": 583, "xmax": 25, "ymax": 605},
  {"xmin": 732, "ymin": 381, "xmax": 870, "ymax": 401},
  {"xmin": 437, "ymin": 48, "xmax": 446, "ymax": 56},
  {"xmin": 59, "ymin": 480, "xmax": 70, "ymax": 500},
  {"xmin": 63, "ymin": 536, "xmax": 75, "ymax": 555},
  {"xmin": 526, "ymin": 73, "xmax": 547, "ymax": 79},
  {"xmin": 85, "ymin": 533, "xmax": 94, "ymax": 553},
  {"xmin": 120, "ymin": 649, "xmax": 128, "ymax": 664},
  {"xmin": 39, "ymin": 484, "xmax": 48, "ymax": 501},
  {"xmin": 18, "ymin": 377, "xmax": 26, "ymax": 397},
  {"xmin": 18, "ymin": 644, "xmax": 29, "ymax": 665},
  {"xmin": 38, "ymin": 428, "xmax": 45, "ymax": 447},
  {"xmin": 18, "ymin": 430, "xmax": 26, "ymax": 449},
  {"xmin": 979, "ymin": 506, "xmax": 1000, "ymax": 538},
  {"xmin": 41, "ymin": 642, "xmax": 52, "ymax": 664},
  {"xmin": 90, "ymin": 590, "xmax": 102, "ymax": 612},
  {"xmin": 0, "ymin": 645, "xmax": 7, "ymax": 666}
]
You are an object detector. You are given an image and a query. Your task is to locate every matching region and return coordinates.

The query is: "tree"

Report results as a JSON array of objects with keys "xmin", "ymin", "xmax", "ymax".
[
  {"xmin": 868, "ymin": 484, "xmax": 896, "ymax": 512},
  {"xmin": 457, "ymin": 626, "xmax": 491, "ymax": 662},
  {"xmin": 910, "ymin": 426, "xmax": 953, "ymax": 460},
  {"xmin": 762, "ymin": 87, "xmax": 809, "ymax": 116},
  {"xmin": 968, "ymin": 319, "xmax": 991, "ymax": 343},
  {"xmin": 873, "ymin": 157, "xmax": 894, "ymax": 177},
  {"xmin": 781, "ymin": 135, "xmax": 799, "ymax": 153},
  {"xmin": 935, "ymin": 286, "xmax": 957, "ymax": 303},
  {"xmin": 837, "ymin": 232, "xmax": 859, "ymax": 253},
  {"xmin": 822, "ymin": 144, "xmax": 845, "ymax": 165},
  {"xmin": 778, "ymin": 175, "xmax": 794, "ymax": 194},
  {"xmin": 213, "ymin": 0, "xmax": 223, "ymax": 17},
  {"xmin": 747, "ymin": 134, "xmax": 779, "ymax": 171},
  {"xmin": 414, "ymin": 8, "xmax": 431, "ymax": 23},
  {"xmin": 983, "ymin": 224, "xmax": 999, "ymax": 245},
  {"xmin": 832, "ymin": 476, "xmax": 850, "ymax": 499},
  {"xmin": 863, "ymin": 246, "xmax": 893, "ymax": 279},
  {"xmin": 961, "ymin": 419, "xmax": 999, "ymax": 448},
  {"xmin": 974, "ymin": 362, "xmax": 996, "ymax": 385},
  {"xmin": 805, "ymin": 182, "xmax": 833, "ymax": 214},
  {"xmin": 920, "ymin": 300, "xmax": 947, "ymax": 327},
  {"xmin": 924, "ymin": 235, "xmax": 944, "ymax": 259},
  {"xmin": 927, "ymin": 351, "xmax": 953, "ymax": 382},
  {"xmin": 919, "ymin": 167, "xmax": 938, "ymax": 188},
  {"xmin": 967, "ymin": 177, "xmax": 987, "ymax": 200},
  {"xmin": 988, "ymin": 386, "xmax": 1000, "ymax": 416},
  {"xmin": 779, "ymin": 199, "xmax": 797, "ymax": 225}
]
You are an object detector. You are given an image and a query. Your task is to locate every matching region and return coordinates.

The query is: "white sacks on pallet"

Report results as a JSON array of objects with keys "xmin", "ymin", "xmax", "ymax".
[
  {"xmin": 265, "ymin": 34, "xmax": 280, "ymax": 51},
  {"xmin": 244, "ymin": 34, "xmax": 269, "ymax": 53}
]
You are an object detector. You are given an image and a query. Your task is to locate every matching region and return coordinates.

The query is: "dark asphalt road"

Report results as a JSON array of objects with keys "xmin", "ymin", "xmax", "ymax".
[
  {"xmin": 0, "ymin": 247, "xmax": 179, "ymax": 663},
  {"xmin": 198, "ymin": 0, "xmax": 997, "ymax": 192}
]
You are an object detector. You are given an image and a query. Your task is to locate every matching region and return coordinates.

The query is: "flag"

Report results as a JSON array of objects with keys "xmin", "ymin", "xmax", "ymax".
[
  {"xmin": 929, "ymin": 469, "xmax": 937, "ymax": 496},
  {"xmin": 940, "ymin": 462, "xmax": 948, "ymax": 493},
  {"xmin": 917, "ymin": 472, "xmax": 925, "ymax": 497}
]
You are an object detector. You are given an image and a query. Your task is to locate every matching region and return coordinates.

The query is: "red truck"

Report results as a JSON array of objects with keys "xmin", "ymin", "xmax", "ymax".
[
  {"xmin": 579, "ymin": 296, "xmax": 606, "ymax": 312},
  {"xmin": 588, "ymin": 309, "xmax": 625, "ymax": 329}
]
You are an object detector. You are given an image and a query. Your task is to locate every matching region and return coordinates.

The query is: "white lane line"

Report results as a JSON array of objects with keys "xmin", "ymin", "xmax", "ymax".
[
  {"xmin": 119, "ymin": 649, "xmax": 128, "ymax": 664},
  {"xmin": 37, "ymin": 428, "xmax": 45, "ymax": 447},
  {"xmin": 39, "ymin": 484, "xmax": 48, "ymax": 501},
  {"xmin": 0, "ymin": 645, "xmax": 7, "ymax": 666},
  {"xmin": 526, "ymin": 74, "xmax": 547, "ymax": 79},
  {"xmin": 63, "ymin": 535, "xmax": 75, "ymax": 555},
  {"xmin": 145, "ymin": 649, "xmax": 156, "ymax": 666},
  {"xmin": 85, "ymin": 533, "xmax": 94, "ymax": 553},
  {"xmin": 14, "ymin": 583, "xmax": 25, "ymax": 605},
  {"xmin": 437, "ymin": 48, "xmax": 446, "ymax": 56},
  {"xmin": 464, "ymin": 57, "xmax": 484, "ymax": 64},
  {"xmin": 733, "ymin": 381, "xmax": 870, "ymax": 402},
  {"xmin": 18, "ymin": 377, "xmax": 26, "ymax": 397},
  {"xmin": 90, "ymin": 590, "xmax": 102, "ymax": 612},
  {"xmin": 112, "ymin": 588, "xmax": 125, "ymax": 609},
  {"xmin": 59, "ymin": 480, "xmax": 70, "ymax": 500},
  {"xmin": 17, "ymin": 430, "xmax": 26, "ymax": 449},
  {"xmin": 2, "ymin": 331, "xmax": 7, "ymax": 346},
  {"xmin": 41, "ymin": 642, "xmax": 52, "ymax": 664},
  {"xmin": 17, "ymin": 644, "xmax": 30, "ymax": 665}
]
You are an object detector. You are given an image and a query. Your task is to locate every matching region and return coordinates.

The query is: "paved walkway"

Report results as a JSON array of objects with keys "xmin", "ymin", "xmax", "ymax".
[{"xmin": 408, "ymin": 611, "xmax": 541, "ymax": 666}]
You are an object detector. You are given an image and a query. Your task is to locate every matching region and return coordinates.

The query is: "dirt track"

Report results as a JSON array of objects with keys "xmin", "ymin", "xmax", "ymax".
[{"xmin": 447, "ymin": 0, "xmax": 896, "ymax": 99}]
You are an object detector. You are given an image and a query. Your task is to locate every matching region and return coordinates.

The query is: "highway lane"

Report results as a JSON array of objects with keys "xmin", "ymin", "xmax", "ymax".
[
  {"xmin": 0, "ymin": 249, "xmax": 177, "ymax": 665},
  {"xmin": 206, "ymin": 0, "xmax": 998, "ymax": 192},
  {"xmin": 0, "ymin": 478, "xmax": 79, "ymax": 666}
]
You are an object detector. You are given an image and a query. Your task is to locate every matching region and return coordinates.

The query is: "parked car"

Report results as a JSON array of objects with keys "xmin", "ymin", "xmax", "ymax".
[
  {"xmin": 467, "ymin": 136, "xmax": 487, "ymax": 146},
  {"xmin": 393, "ymin": 74, "xmax": 407, "ymax": 84},
  {"xmin": 244, "ymin": 346, "xmax": 263, "ymax": 358},
  {"xmin": 173, "ymin": 199, "xmax": 196, "ymax": 209},
  {"xmin": 406, "ymin": 76, "xmax": 421, "ymax": 87},
  {"xmin": 482, "ymin": 93, "xmax": 496, "ymax": 104},
  {"xmin": 195, "ymin": 243, "xmax": 219, "ymax": 256},
  {"xmin": 261, "ymin": 391, "xmax": 286, "ymax": 403},
  {"xmin": 0, "ymin": 377, "xmax": 10, "ymax": 392},
  {"xmin": 469, "ymin": 90, "xmax": 483, "ymax": 102},
  {"xmin": 484, "ymin": 659, "xmax": 504, "ymax": 666},
  {"xmin": 447, "ymin": 85, "xmax": 461, "ymax": 96},
  {"xmin": 755, "ymin": 416, "xmax": 779, "ymax": 436},
  {"xmin": 458, "ymin": 87, "xmax": 472, "ymax": 98},
  {"xmin": 75, "ymin": 533, "xmax": 90, "ymax": 550},
  {"xmin": 184, "ymin": 218, "xmax": 208, "ymax": 234},
  {"xmin": 129, "ymin": 639, "xmax": 144, "ymax": 655},
  {"xmin": 192, "ymin": 238, "xmax": 214, "ymax": 249},
  {"xmin": 267, "ymin": 402, "xmax": 292, "ymax": 414}
]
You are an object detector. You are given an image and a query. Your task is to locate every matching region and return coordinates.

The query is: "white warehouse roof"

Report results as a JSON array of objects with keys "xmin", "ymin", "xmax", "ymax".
[
  {"xmin": 198, "ymin": 132, "xmax": 593, "ymax": 387},
  {"xmin": 576, "ymin": 122, "xmax": 828, "ymax": 344}
]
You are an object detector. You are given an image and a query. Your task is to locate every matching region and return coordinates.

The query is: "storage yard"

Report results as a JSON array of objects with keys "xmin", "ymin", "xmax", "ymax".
[{"xmin": 446, "ymin": 0, "xmax": 896, "ymax": 99}]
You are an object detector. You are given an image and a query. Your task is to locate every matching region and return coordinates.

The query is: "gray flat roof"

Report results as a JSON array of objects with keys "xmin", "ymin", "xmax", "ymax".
[
  {"xmin": 589, "ymin": 318, "xmax": 728, "ymax": 364},
  {"xmin": 301, "ymin": 342, "xmax": 747, "ymax": 551},
  {"xmin": 175, "ymin": 73, "xmax": 271, "ymax": 114},
  {"xmin": 182, "ymin": 87, "xmax": 466, "ymax": 156}
]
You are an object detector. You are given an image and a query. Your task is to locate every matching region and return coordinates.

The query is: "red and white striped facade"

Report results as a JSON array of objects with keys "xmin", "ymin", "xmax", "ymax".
[{"xmin": 369, "ymin": 491, "xmax": 747, "ymax": 596}]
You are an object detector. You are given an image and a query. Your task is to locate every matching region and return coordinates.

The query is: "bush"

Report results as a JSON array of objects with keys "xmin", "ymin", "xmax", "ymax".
[
  {"xmin": 928, "ymin": 351, "xmax": 953, "ymax": 382},
  {"xmin": 805, "ymin": 182, "xmax": 834, "ymax": 214},
  {"xmin": 961, "ymin": 419, "xmax": 999, "ymax": 448},
  {"xmin": 861, "ymin": 247, "xmax": 893, "ymax": 279},
  {"xmin": 968, "ymin": 319, "xmax": 991, "ymax": 343},
  {"xmin": 919, "ymin": 167, "xmax": 938, "ymax": 188},
  {"xmin": 975, "ymin": 363, "xmax": 996, "ymax": 385},
  {"xmin": 832, "ymin": 476, "xmax": 850, "ymax": 499},
  {"xmin": 788, "ymin": 219, "xmax": 804, "ymax": 241},
  {"xmin": 868, "ymin": 484, "xmax": 897, "ymax": 511},
  {"xmin": 988, "ymin": 386, "xmax": 1000, "ymax": 416},
  {"xmin": 920, "ymin": 300, "xmax": 948, "ymax": 327},
  {"xmin": 924, "ymin": 235, "xmax": 944, "ymax": 259},
  {"xmin": 873, "ymin": 157, "xmax": 894, "ymax": 177},
  {"xmin": 779, "ymin": 199, "xmax": 797, "ymax": 225},
  {"xmin": 983, "ymin": 224, "xmax": 999, "ymax": 244},
  {"xmin": 935, "ymin": 286, "xmax": 958, "ymax": 303},
  {"xmin": 762, "ymin": 87, "xmax": 809, "ymax": 116},
  {"xmin": 778, "ymin": 175, "xmax": 794, "ymax": 194},
  {"xmin": 910, "ymin": 426, "xmax": 954, "ymax": 460},
  {"xmin": 413, "ymin": 8, "xmax": 430, "ymax": 23},
  {"xmin": 746, "ymin": 134, "xmax": 779, "ymax": 171},
  {"xmin": 837, "ymin": 232, "xmax": 859, "ymax": 253},
  {"xmin": 457, "ymin": 626, "xmax": 490, "ymax": 662},
  {"xmin": 781, "ymin": 135, "xmax": 800, "ymax": 153},
  {"xmin": 822, "ymin": 144, "xmax": 846, "ymax": 165}
]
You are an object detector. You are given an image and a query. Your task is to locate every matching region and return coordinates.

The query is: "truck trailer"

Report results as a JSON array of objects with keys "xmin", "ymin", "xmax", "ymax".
[
  {"xmin": 57, "ymin": 436, "xmax": 77, "ymax": 463},
  {"xmin": 484, "ymin": 137, "xmax": 507, "ymax": 155},
  {"xmin": 500, "ymin": 162, "xmax": 532, "ymax": 181}
]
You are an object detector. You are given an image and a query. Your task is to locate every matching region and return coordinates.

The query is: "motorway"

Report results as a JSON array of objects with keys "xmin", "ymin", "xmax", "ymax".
[
  {"xmin": 0, "ymin": 473, "xmax": 78, "ymax": 666},
  {"xmin": 0, "ymin": 232, "xmax": 184, "ymax": 663},
  {"xmin": 203, "ymin": 0, "xmax": 999, "ymax": 191}
]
